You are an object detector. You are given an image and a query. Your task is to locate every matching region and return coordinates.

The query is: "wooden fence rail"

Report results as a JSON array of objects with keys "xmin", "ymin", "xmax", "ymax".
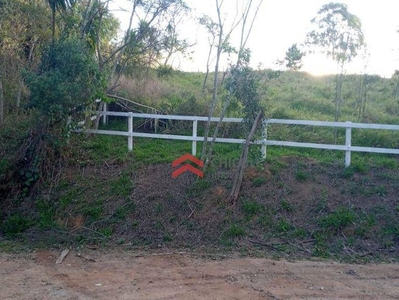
[{"xmin": 76, "ymin": 111, "xmax": 399, "ymax": 167}]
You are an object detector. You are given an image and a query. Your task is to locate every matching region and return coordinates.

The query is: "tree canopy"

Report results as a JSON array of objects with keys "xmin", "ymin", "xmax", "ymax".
[
  {"xmin": 284, "ymin": 44, "xmax": 305, "ymax": 71},
  {"xmin": 25, "ymin": 38, "xmax": 105, "ymax": 123},
  {"xmin": 306, "ymin": 2, "xmax": 364, "ymax": 65},
  {"xmin": 0, "ymin": 0, "xmax": 192, "ymax": 124}
]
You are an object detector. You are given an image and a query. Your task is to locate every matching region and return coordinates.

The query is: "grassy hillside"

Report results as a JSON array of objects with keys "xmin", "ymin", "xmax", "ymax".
[
  {"xmin": 114, "ymin": 70, "xmax": 399, "ymax": 123},
  {"xmin": 1, "ymin": 70, "xmax": 399, "ymax": 262},
  {"xmin": 264, "ymin": 71, "xmax": 398, "ymax": 124},
  {"xmin": 113, "ymin": 70, "xmax": 399, "ymax": 150}
]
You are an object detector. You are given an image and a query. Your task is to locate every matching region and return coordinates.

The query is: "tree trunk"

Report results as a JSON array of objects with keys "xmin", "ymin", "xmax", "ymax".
[
  {"xmin": 362, "ymin": 80, "xmax": 367, "ymax": 120},
  {"xmin": 201, "ymin": 0, "xmax": 235, "ymax": 163},
  {"xmin": 16, "ymin": 79, "xmax": 23, "ymax": 108},
  {"xmin": 80, "ymin": 0, "xmax": 93, "ymax": 39},
  {"xmin": 393, "ymin": 81, "xmax": 399, "ymax": 101},
  {"xmin": 93, "ymin": 101, "xmax": 104, "ymax": 131},
  {"xmin": 334, "ymin": 72, "xmax": 344, "ymax": 122},
  {"xmin": 229, "ymin": 110, "xmax": 264, "ymax": 204},
  {"xmin": 16, "ymin": 36, "xmax": 36, "ymax": 108},
  {"xmin": 201, "ymin": 41, "xmax": 214, "ymax": 94},
  {"xmin": 201, "ymin": 33, "xmax": 223, "ymax": 162},
  {"xmin": 51, "ymin": 8, "xmax": 56, "ymax": 41},
  {"xmin": 95, "ymin": 4, "xmax": 105, "ymax": 69},
  {"xmin": 109, "ymin": 0, "xmax": 137, "ymax": 86},
  {"xmin": 202, "ymin": 65, "xmax": 210, "ymax": 95},
  {"xmin": 356, "ymin": 76, "xmax": 363, "ymax": 121},
  {"xmin": 201, "ymin": 0, "xmax": 263, "ymax": 164},
  {"xmin": 203, "ymin": 89, "xmax": 230, "ymax": 172},
  {"xmin": 0, "ymin": 77, "xmax": 4, "ymax": 125},
  {"xmin": 333, "ymin": 71, "xmax": 344, "ymax": 142}
]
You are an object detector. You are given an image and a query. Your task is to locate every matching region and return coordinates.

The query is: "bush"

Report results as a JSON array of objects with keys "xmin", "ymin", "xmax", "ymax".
[
  {"xmin": 0, "ymin": 111, "xmax": 40, "ymax": 200},
  {"xmin": 2, "ymin": 214, "xmax": 33, "ymax": 237},
  {"xmin": 25, "ymin": 37, "xmax": 105, "ymax": 123}
]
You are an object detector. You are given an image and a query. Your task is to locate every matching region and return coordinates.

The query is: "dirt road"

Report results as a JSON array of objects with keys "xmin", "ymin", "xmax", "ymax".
[{"xmin": 1, "ymin": 249, "xmax": 398, "ymax": 299}]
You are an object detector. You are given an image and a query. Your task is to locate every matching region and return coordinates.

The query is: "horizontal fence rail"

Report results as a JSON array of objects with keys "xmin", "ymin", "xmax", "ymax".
[{"xmin": 75, "ymin": 111, "xmax": 399, "ymax": 167}]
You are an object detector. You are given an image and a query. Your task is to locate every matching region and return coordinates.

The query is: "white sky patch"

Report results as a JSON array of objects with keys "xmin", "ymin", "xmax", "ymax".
[{"xmin": 109, "ymin": 0, "xmax": 399, "ymax": 77}]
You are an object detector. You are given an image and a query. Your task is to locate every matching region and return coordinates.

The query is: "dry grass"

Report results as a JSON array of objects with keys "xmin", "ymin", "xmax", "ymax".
[{"xmin": 116, "ymin": 75, "xmax": 177, "ymax": 107}]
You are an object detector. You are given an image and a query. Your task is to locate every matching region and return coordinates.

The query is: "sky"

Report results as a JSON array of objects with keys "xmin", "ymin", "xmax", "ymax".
[{"xmin": 110, "ymin": 0, "xmax": 399, "ymax": 77}]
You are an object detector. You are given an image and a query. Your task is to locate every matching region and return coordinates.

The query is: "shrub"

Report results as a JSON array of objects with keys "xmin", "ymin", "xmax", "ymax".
[
  {"xmin": 2, "ymin": 214, "xmax": 33, "ymax": 237},
  {"xmin": 25, "ymin": 37, "xmax": 105, "ymax": 124}
]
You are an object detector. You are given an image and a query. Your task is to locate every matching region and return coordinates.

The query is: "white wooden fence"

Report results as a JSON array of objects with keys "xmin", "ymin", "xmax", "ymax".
[{"xmin": 79, "ymin": 111, "xmax": 399, "ymax": 167}]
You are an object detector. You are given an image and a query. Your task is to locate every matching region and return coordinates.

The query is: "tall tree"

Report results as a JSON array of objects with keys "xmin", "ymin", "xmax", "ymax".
[
  {"xmin": 107, "ymin": 0, "xmax": 190, "ymax": 92},
  {"xmin": 306, "ymin": 2, "xmax": 364, "ymax": 125},
  {"xmin": 0, "ymin": 76, "xmax": 3, "ymax": 125},
  {"xmin": 226, "ymin": 60, "xmax": 264, "ymax": 204},
  {"xmin": 284, "ymin": 43, "xmax": 305, "ymax": 71},
  {"xmin": 48, "ymin": 0, "xmax": 75, "ymax": 41},
  {"xmin": 0, "ymin": 0, "xmax": 48, "ymax": 116},
  {"xmin": 356, "ymin": 74, "xmax": 379, "ymax": 121},
  {"xmin": 201, "ymin": 0, "xmax": 263, "ymax": 166},
  {"xmin": 25, "ymin": 38, "xmax": 105, "ymax": 124},
  {"xmin": 199, "ymin": 15, "xmax": 219, "ymax": 94},
  {"xmin": 392, "ymin": 70, "xmax": 399, "ymax": 101},
  {"xmin": 161, "ymin": 1, "xmax": 191, "ymax": 66}
]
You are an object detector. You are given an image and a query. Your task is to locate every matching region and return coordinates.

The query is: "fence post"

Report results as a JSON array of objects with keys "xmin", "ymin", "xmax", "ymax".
[
  {"xmin": 102, "ymin": 102, "xmax": 107, "ymax": 125},
  {"xmin": 345, "ymin": 121, "xmax": 352, "ymax": 167},
  {"xmin": 192, "ymin": 119, "xmax": 198, "ymax": 156},
  {"xmin": 128, "ymin": 114, "xmax": 133, "ymax": 151},
  {"xmin": 261, "ymin": 119, "xmax": 268, "ymax": 160},
  {"xmin": 154, "ymin": 118, "xmax": 159, "ymax": 134}
]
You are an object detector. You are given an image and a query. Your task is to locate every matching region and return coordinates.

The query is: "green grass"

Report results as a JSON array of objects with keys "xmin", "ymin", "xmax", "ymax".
[
  {"xmin": 257, "ymin": 215, "xmax": 273, "ymax": 228},
  {"xmin": 82, "ymin": 205, "xmax": 103, "ymax": 222},
  {"xmin": 0, "ymin": 240, "xmax": 30, "ymax": 253},
  {"xmin": 3, "ymin": 70, "xmax": 399, "ymax": 260},
  {"xmin": 2, "ymin": 214, "xmax": 34, "ymax": 238},
  {"xmin": 76, "ymin": 130, "xmax": 397, "ymax": 171},
  {"xmin": 252, "ymin": 177, "xmax": 266, "ymax": 187},
  {"xmin": 275, "ymin": 218, "xmax": 294, "ymax": 233},
  {"xmin": 71, "ymin": 87, "xmax": 399, "ymax": 171},
  {"xmin": 110, "ymin": 173, "xmax": 134, "ymax": 197},
  {"xmin": 113, "ymin": 202, "xmax": 136, "ymax": 221},
  {"xmin": 295, "ymin": 170, "xmax": 309, "ymax": 181},
  {"xmin": 224, "ymin": 224, "xmax": 246, "ymax": 238},
  {"xmin": 76, "ymin": 134, "xmax": 133, "ymax": 164},
  {"xmin": 280, "ymin": 199, "xmax": 295, "ymax": 212},
  {"xmin": 36, "ymin": 199, "xmax": 57, "ymax": 229},
  {"xmin": 319, "ymin": 207, "xmax": 357, "ymax": 231},
  {"xmin": 242, "ymin": 200, "xmax": 264, "ymax": 218},
  {"xmin": 54, "ymin": 117, "xmax": 399, "ymax": 259}
]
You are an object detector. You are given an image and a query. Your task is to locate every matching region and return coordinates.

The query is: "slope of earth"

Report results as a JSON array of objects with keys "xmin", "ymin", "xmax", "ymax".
[{"xmin": 2, "ymin": 154, "xmax": 398, "ymax": 263}]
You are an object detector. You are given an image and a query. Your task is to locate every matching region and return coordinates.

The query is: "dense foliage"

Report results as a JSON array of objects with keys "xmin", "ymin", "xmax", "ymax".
[{"xmin": 25, "ymin": 38, "xmax": 105, "ymax": 123}]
